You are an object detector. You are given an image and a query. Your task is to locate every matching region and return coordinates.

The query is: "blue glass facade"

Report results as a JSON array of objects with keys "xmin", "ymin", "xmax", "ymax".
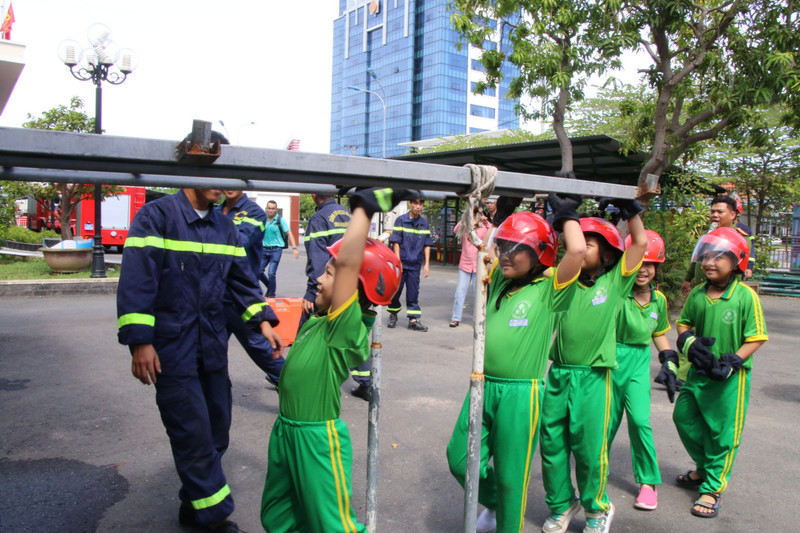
[{"xmin": 330, "ymin": 0, "xmax": 520, "ymax": 157}]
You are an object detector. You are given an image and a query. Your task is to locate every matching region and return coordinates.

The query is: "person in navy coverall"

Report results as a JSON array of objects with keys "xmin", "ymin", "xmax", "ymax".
[
  {"xmin": 117, "ymin": 186, "xmax": 282, "ymax": 532},
  {"xmin": 221, "ymin": 190, "xmax": 286, "ymax": 388},
  {"xmin": 387, "ymin": 196, "xmax": 434, "ymax": 331}
]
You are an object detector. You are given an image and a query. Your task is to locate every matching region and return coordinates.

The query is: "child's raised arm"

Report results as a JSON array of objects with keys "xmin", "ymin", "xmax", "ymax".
[
  {"xmin": 548, "ymin": 193, "xmax": 586, "ymax": 285},
  {"xmin": 556, "ymin": 219, "xmax": 586, "ymax": 285},
  {"xmin": 330, "ymin": 188, "xmax": 419, "ymax": 313},
  {"xmin": 625, "ymin": 213, "xmax": 648, "ymax": 273}
]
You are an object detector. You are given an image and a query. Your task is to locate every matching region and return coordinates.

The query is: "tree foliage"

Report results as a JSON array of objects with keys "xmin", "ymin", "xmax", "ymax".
[
  {"xmin": 451, "ymin": 0, "xmax": 630, "ymax": 175},
  {"xmin": 451, "ymin": 0, "xmax": 800, "ymax": 187},
  {"xmin": 22, "ymin": 97, "xmax": 121, "ymax": 240}
]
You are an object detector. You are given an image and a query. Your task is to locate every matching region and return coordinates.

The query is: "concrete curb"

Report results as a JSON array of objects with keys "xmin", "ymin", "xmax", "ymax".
[{"xmin": 0, "ymin": 278, "xmax": 119, "ymax": 298}]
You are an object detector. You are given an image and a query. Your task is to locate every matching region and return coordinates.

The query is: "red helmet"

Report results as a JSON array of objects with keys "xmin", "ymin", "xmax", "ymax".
[
  {"xmin": 327, "ymin": 237, "xmax": 403, "ymax": 306},
  {"xmin": 624, "ymin": 229, "xmax": 665, "ymax": 263},
  {"xmin": 691, "ymin": 226, "xmax": 749, "ymax": 272},
  {"xmin": 494, "ymin": 212, "xmax": 558, "ymax": 267},
  {"xmin": 580, "ymin": 217, "xmax": 625, "ymax": 252}
]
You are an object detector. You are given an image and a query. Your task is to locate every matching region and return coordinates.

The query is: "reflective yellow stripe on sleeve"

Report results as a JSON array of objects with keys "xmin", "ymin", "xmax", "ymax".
[
  {"xmin": 118, "ymin": 313, "xmax": 155, "ymax": 328},
  {"xmin": 234, "ymin": 216, "xmax": 266, "ymax": 231},
  {"xmin": 242, "ymin": 301, "xmax": 267, "ymax": 322}
]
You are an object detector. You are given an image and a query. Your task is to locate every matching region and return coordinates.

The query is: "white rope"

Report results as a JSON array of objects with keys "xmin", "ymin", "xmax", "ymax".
[{"xmin": 459, "ymin": 164, "xmax": 498, "ymax": 247}]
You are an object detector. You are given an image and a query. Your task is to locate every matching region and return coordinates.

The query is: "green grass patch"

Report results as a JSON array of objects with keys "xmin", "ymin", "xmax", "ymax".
[{"xmin": 0, "ymin": 256, "xmax": 120, "ymax": 280}]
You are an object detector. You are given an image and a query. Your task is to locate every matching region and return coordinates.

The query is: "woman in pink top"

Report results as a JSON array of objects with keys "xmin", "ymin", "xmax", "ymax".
[{"xmin": 450, "ymin": 211, "xmax": 491, "ymax": 327}]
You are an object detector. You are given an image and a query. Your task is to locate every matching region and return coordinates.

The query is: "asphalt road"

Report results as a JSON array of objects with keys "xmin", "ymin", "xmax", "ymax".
[{"xmin": 1, "ymin": 255, "xmax": 798, "ymax": 532}]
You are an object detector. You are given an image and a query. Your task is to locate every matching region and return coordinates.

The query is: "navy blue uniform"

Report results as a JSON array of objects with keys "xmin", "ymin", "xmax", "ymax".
[
  {"xmin": 222, "ymin": 193, "xmax": 285, "ymax": 386},
  {"xmin": 302, "ymin": 198, "xmax": 351, "ymax": 303},
  {"xmin": 117, "ymin": 190, "xmax": 278, "ymax": 526},
  {"xmin": 388, "ymin": 212, "xmax": 434, "ymax": 319}
]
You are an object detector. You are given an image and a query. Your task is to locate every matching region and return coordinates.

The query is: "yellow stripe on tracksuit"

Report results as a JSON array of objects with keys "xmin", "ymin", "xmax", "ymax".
[
  {"xmin": 327, "ymin": 421, "xmax": 357, "ymax": 533},
  {"xmin": 518, "ymin": 379, "xmax": 540, "ymax": 532},
  {"xmin": 715, "ymin": 370, "xmax": 747, "ymax": 494},
  {"xmin": 594, "ymin": 369, "xmax": 612, "ymax": 512}
]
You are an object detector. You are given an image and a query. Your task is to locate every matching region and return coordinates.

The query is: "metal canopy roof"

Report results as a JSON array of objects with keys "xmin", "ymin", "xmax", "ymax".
[{"xmin": 396, "ymin": 134, "xmax": 655, "ymax": 186}]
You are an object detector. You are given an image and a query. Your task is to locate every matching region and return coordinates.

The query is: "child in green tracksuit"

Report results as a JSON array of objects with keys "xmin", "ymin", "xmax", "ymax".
[
  {"xmin": 669, "ymin": 227, "xmax": 767, "ymax": 519},
  {"xmin": 540, "ymin": 200, "xmax": 647, "ymax": 533},
  {"xmin": 260, "ymin": 188, "xmax": 413, "ymax": 533},
  {"xmin": 446, "ymin": 194, "xmax": 586, "ymax": 533},
  {"xmin": 608, "ymin": 230, "xmax": 674, "ymax": 512}
]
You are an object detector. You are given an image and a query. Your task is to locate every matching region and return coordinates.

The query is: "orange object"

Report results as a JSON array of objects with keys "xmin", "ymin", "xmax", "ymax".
[{"xmin": 266, "ymin": 297, "xmax": 304, "ymax": 347}]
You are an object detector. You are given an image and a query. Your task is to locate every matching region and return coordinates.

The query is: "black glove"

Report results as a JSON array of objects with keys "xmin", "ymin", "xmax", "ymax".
[
  {"xmin": 597, "ymin": 197, "xmax": 643, "ymax": 220},
  {"xmin": 548, "ymin": 192, "xmax": 582, "ymax": 231},
  {"xmin": 492, "ymin": 196, "xmax": 523, "ymax": 227},
  {"xmin": 707, "ymin": 352, "xmax": 744, "ymax": 381},
  {"xmin": 348, "ymin": 188, "xmax": 421, "ymax": 218},
  {"xmin": 677, "ymin": 330, "xmax": 717, "ymax": 374},
  {"xmin": 654, "ymin": 349, "xmax": 679, "ymax": 403}
]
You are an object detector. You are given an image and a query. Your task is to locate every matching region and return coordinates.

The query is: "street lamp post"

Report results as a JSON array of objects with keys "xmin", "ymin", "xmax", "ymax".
[
  {"xmin": 347, "ymin": 83, "xmax": 386, "ymax": 159},
  {"xmin": 58, "ymin": 23, "xmax": 137, "ymax": 277}
]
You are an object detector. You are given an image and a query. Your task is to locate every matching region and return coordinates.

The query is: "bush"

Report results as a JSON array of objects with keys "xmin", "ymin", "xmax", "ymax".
[
  {"xmin": 643, "ymin": 197, "xmax": 710, "ymax": 310},
  {"xmin": 1, "ymin": 225, "xmax": 61, "ymax": 245}
]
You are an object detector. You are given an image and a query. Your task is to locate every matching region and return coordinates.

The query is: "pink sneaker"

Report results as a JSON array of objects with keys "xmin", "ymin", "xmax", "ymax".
[{"xmin": 634, "ymin": 485, "xmax": 657, "ymax": 510}]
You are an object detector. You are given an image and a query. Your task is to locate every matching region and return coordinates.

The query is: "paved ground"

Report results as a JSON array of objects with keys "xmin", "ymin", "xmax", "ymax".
[{"xmin": 1, "ymin": 254, "xmax": 798, "ymax": 532}]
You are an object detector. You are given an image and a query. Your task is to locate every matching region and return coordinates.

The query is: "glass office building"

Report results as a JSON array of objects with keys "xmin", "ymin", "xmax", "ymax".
[{"xmin": 330, "ymin": 0, "xmax": 520, "ymax": 158}]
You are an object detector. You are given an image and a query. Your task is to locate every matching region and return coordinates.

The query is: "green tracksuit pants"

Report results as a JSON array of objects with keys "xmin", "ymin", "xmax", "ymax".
[
  {"xmin": 261, "ymin": 416, "xmax": 368, "ymax": 533},
  {"xmin": 540, "ymin": 365, "xmax": 612, "ymax": 515},
  {"xmin": 672, "ymin": 367, "xmax": 751, "ymax": 495},
  {"xmin": 447, "ymin": 376, "xmax": 543, "ymax": 533},
  {"xmin": 608, "ymin": 343, "xmax": 662, "ymax": 485}
]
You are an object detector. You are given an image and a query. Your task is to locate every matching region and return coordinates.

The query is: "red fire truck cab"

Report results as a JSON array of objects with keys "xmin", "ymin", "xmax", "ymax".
[{"xmin": 77, "ymin": 187, "xmax": 164, "ymax": 250}]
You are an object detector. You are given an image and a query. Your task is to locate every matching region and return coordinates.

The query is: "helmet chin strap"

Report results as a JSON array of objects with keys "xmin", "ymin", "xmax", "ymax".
[{"xmin": 707, "ymin": 273, "xmax": 736, "ymax": 291}]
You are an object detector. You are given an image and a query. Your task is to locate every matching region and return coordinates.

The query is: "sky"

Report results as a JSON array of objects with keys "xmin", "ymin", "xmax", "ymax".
[
  {"xmin": 1, "ymin": 1, "xmax": 651, "ymax": 154},
  {"xmin": 0, "ymin": 0, "xmax": 342, "ymax": 152}
]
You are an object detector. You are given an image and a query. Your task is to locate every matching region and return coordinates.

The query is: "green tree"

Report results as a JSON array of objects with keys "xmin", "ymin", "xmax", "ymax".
[
  {"xmin": 22, "ymin": 96, "xmax": 121, "ymax": 240},
  {"xmin": 0, "ymin": 181, "xmax": 39, "ymax": 243},
  {"xmin": 451, "ymin": 0, "xmax": 629, "ymax": 176},
  {"xmin": 299, "ymin": 194, "xmax": 316, "ymax": 224},
  {"xmin": 617, "ymin": 0, "xmax": 799, "ymax": 186},
  {"xmin": 708, "ymin": 108, "xmax": 800, "ymax": 232}
]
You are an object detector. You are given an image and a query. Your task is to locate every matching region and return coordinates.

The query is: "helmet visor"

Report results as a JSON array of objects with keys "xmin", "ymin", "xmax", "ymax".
[
  {"xmin": 495, "ymin": 238, "xmax": 537, "ymax": 263},
  {"xmin": 691, "ymin": 240, "xmax": 737, "ymax": 269}
]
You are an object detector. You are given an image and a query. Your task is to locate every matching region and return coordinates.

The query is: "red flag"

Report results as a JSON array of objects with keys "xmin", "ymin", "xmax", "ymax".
[{"xmin": 1, "ymin": 3, "xmax": 15, "ymax": 40}]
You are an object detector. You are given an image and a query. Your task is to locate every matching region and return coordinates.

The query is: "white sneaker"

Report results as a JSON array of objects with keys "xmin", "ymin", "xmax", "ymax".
[
  {"xmin": 583, "ymin": 503, "xmax": 615, "ymax": 533},
  {"xmin": 542, "ymin": 499, "xmax": 580, "ymax": 533},
  {"xmin": 476, "ymin": 508, "xmax": 497, "ymax": 533}
]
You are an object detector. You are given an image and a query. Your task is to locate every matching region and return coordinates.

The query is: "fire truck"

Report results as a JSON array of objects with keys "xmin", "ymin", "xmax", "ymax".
[
  {"xmin": 16, "ymin": 196, "xmax": 76, "ymax": 235},
  {"xmin": 77, "ymin": 186, "xmax": 165, "ymax": 251}
]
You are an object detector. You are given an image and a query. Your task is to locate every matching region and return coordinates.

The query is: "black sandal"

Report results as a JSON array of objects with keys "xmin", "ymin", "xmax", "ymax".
[
  {"xmin": 691, "ymin": 493, "xmax": 721, "ymax": 518},
  {"xmin": 676, "ymin": 470, "xmax": 704, "ymax": 488},
  {"xmin": 449, "ymin": 321, "xmax": 459, "ymax": 328}
]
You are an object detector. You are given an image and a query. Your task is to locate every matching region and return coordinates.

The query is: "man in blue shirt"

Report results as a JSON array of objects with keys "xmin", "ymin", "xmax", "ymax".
[
  {"xmin": 221, "ymin": 190, "xmax": 287, "ymax": 388},
  {"xmin": 388, "ymin": 196, "xmax": 434, "ymax": 332},
  {"xmin": 259, "ymin": 200, "xmax": 300, "ymax": 298}
]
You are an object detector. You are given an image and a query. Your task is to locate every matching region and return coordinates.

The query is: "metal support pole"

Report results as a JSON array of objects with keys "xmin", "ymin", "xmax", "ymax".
[
  {"xmin": 365, "ymin": 305, "xmax": 382, "ymax": 531},
  {"xmin": 91, "ymin": 84, "xmax": 107, "ymax": 278},
  {"xmin": 462, "ymin": 247, "xmax": 488, "ymax": 532}
]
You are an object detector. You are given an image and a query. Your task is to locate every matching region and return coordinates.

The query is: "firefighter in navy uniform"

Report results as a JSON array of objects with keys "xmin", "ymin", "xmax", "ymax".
[
  {"xmin": 299, "ymin": 193, "xmax": 351, "ymax": 325},
  {"xmin": 221, "ymin": 189, "xmax": 285, "ymax": 388},
  {"xmin": 387, "ymin": 195, "xmax": 434, "ymax": 331},
  {"xmin": 117, "ymin": 187, "xmax": 282, "ymax": 532}
]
